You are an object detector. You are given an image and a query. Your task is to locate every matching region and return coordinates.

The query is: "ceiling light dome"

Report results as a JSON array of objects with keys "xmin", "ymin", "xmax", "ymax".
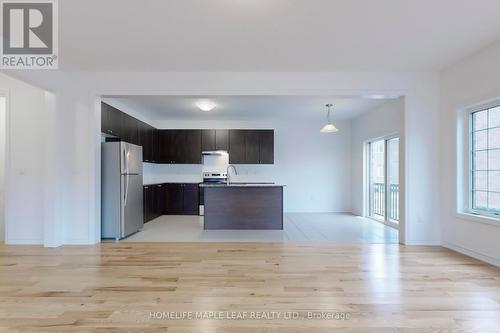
[
  {"xmin": 196, "ymin": 100, "xmax": 216, "ymax": 112},
  {"xmin": 320, "ymin": 104, "xmax": 339, "ymax": 133}
]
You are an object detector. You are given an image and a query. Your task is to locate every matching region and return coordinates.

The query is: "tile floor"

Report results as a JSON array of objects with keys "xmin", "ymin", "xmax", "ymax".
[{"xmin": 124, "ymin": 213, "xmax": 399, "ymax": 243}]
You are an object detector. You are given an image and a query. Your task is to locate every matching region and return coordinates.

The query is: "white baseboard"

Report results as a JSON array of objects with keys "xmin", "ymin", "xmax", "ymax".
[
  {"xmin": 405, "ymin": 240, "xmax": 441, "ymax": 245},
  {"xmin": 5, "ymin": 238, "xmax": 43, "ymax": 245},
  {"xmin": 442, "ymin": 241, "xmax": 500, "ymax": 267}
]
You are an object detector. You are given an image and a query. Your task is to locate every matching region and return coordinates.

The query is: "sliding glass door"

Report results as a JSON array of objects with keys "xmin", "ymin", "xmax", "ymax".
[
  {"xmin": 369, "ymin": 140, "xmax": 386, "ymax": 220},
  {"xmin": 368, "ymin": 137, "xmax": 399, "ymax": 227}
]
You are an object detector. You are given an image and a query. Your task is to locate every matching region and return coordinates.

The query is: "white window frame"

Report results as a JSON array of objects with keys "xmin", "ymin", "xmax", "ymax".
[{"xmin": 461, "ymin": 101, "xmax": 500, "ymax": 221}]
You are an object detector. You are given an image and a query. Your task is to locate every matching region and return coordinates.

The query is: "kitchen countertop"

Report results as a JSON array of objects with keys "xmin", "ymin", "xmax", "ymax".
[
  {"xmin": 143, "ymin": 181, "xmax": 201, "ymax": 186},
  {"xmin": 199, "ymin": 182, "xmax": 285, "ymax": 187}
]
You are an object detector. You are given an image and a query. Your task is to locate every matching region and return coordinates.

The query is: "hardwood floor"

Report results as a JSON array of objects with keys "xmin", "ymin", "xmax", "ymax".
[{"xmin": 0, "ymin": 242, "xmax": 499, "ymax": 332}]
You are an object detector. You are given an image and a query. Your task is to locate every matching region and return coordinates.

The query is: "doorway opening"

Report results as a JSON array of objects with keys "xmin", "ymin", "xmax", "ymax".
[{"xmin": 367, "ymin": 136, "xmax": 399, "ymax": 229}]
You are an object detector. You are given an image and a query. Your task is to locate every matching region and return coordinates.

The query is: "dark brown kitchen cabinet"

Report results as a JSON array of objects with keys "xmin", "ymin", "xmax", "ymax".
[
  {"xmin": 101, "ymin": 105, "xmax": 274, "ymax": 165},
  {"xmin": 154, "ymin": 184, "xmax": 165, "ymax": 216},
  {"xmin": 151, "ymin": 129, "xmax": 159, "ymax": 163},
  {"xmin": 121, "ymin": 113, "xmax": 140, "ymax": 145},
  {"xmin": 101, "ymin": 102, "xmax": 123, "ymax": 137},
  {"xmin": 245, "ymin": 130, "xmax": 260, "ymax": 164},
  {"xmin": 140, "ymin": 122, "xmax": 156, "ymax": 163},
  {"xmin": 165, "ymin": 183, "xmax": 184, "ymax": 214},
  {"xmin": 143, "ymin": 184, "xmax": 167, "ymax": 223},
  {"xmin": 182, "ymin": 184, "xmax": 200, "ymax": 215},
  {"xmin": 229, "ymin": 129, "xmax": 269, "ymax": 164},
  {"xmin": 202, "ymin": 129, "xmax": 229, "ymax": 152},
  {"xmin": 143, "ymin": 185, "xmax": 154, "ymax": 223},
  {"xmin": 165, "ymin": 183, "xmax": 199, "ymax": 215},
  {"xmin": 215, "ymin": 130, "xmax": 229, "ymax": 151},
  {"xmin": 229, "ymin": 130, "xmax": 246, "ymax": 164},
  {"xmin": 158, "ymin": 130, "xmax": 175, "ymax": 163},
  {"xmin": 182, "ymin": 130, "xmax": 202, "ymax": 164},
  {"xmin": 259, "ymin": 130, "xmax": 274, "ymax": 164},
  {"xmin": 158, "ymin": 130, "xmax": 201, "ymax": 164},
  {"xmin": 202, "ymin": 130, "xmax": 216, "ymax": 151}
]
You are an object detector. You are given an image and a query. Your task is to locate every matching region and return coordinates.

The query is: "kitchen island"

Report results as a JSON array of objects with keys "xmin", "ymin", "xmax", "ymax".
[{"xmin": 201, "ymin": 183, "xmax": 284, "ymax": 230}]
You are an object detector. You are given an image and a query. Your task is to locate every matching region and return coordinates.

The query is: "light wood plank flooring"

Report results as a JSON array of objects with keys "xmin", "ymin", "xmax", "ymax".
[{"xmin": 0, "ymin": 243, "xmax": 499, "ymax": 332}]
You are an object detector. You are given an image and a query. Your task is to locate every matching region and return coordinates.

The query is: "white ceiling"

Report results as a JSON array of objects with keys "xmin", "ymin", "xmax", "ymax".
[
  {"xmin": 104, "ymin": 95, "xmax": 393, "ymax": 121},
  {"xmin": 60, "ymin": 0, "xmax": 500, "ymax": 71}
]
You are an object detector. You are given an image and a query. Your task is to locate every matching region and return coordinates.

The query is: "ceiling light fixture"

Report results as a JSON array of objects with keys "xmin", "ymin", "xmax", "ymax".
[
  {"xmin": 320, "ymin": 104, "xmax": 339, "ymax": 133},
  {"xmin": 196, "ymin": 100, "xmax": 216, "ymax": 112}
]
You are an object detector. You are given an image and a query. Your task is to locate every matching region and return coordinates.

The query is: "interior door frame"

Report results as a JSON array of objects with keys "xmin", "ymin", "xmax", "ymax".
[{"xmin": 366, "ymin": 133, "xmax": 400, "ymax": 229}]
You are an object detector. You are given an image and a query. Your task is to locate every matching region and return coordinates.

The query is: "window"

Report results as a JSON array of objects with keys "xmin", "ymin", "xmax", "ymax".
[{"xmin": 470, "ymin": 105, "xmax": 500, "ymax": 218}]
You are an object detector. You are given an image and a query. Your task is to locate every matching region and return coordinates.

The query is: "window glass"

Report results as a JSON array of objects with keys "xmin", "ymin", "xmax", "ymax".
[
  {"xmin": 474, "ymin": 110, "xmax": 488, "ymax": 130},
  {"xmin": 489, "ymin": 106, "xmax": 500, "ymax": 128},
  {"xmin": 473, "ymin": 130, "xmax": 487, "ymax": 151},
  {"xmin": 471, "ymin": 105, "xmax": 500, "ymax": 216}
]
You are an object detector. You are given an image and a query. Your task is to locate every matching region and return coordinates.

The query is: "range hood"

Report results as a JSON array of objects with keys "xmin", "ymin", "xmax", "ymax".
[{"xmin": 202, "ymin": 150, "xmax": 228, "ymax": 156}]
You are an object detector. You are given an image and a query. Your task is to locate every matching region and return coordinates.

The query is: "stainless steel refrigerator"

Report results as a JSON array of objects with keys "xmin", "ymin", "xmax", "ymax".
[{"xmin": 101, "ymin": 142, "xmax": 143, "ymax": 240}]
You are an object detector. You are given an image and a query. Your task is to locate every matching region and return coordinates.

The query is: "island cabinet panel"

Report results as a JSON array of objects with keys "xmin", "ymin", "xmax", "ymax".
[
  {"xmin": 215, "ymin": 129, "xmax": 229, "ymax": 151},
  {"xmin": 101, "ymin": 102, "xmax": 123, "ymax": 137},
  {"xmin": 204, "ymin": 186, "xmax": 283, "ymax": 229},
  {"xmin": 259, "ymin": 130, "xmax": 274, "ymax": 164}
]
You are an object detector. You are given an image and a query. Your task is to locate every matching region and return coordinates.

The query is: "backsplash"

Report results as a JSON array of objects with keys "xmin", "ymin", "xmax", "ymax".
[{"xmin": 143, "ymin": 154, "xmax": 276, "ymax": 185}]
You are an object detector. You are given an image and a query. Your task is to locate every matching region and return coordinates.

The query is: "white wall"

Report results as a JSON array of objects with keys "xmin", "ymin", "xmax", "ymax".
[
  {"xmin": 350, "ymin": 98, "xmax": 404, "ymax": 216},
  {"xmin": 3, "ymin": 71, "xmax": 441, "ymax": 245},
  {"xmin": 0, "ymin": 97, "xmax": 5, "ymax": 241},
  {"xmin": 0, "ymin": 74, "xmax": 51, "ymax": 244},
  {"xmin": 139, "ymin": 119, "xmax": 352, "ymax": 213},
  {"xmin": 441, "ymin": 40, "xmax": 500, "ymax": 265}
]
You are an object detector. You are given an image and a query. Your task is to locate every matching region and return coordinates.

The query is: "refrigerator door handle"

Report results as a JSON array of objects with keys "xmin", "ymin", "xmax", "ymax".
[{"xmin": 124, "ymin": 174, "xmax": 129, "ymax": 206}]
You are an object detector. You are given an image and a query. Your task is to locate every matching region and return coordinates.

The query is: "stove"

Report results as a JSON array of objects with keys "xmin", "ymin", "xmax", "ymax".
[
  {"xmin": 199, "ymin": 172, "xmax": 228, "ymax": 216},
  {"xmin": 202, "ymin": 172, "xmax": 227, "ymax": 184}
]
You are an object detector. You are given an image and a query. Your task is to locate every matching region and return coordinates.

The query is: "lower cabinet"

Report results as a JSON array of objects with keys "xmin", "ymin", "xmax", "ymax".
[
  {"xmin": 143, "ymin": 185, "xmax": 155, "ymax": 223},
  {"xmin": 165, "ymin": 183, "xmax": 199, "ymax": 215},
  {"xmin": 144, "ymin": 183, "xmax": 199, "ymax": 222}
]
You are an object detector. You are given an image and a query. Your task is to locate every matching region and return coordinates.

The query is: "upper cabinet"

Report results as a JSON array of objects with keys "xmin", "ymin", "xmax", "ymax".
[
  {"xmin": 101, "ymin": 102, "xmax": 273, "ymax": 165},
  {"xmin": 202, "ymin": 129, "xmax": 229, "ymax": 152},
  {"xmin": 229, "ymin": 129, "xmax": 274, "ymax": 164},
  {"xmin": 158, "ymin": 130, "xmax": 202, "ymax": 164},
  {"xmin": 259, "ymin": 130, "xmax": 274, "ymax": 164},
  {"xmin": 229, "ymin": 130, "xmax": 246, "ymax": 164},
  {"xmin": 101, "ymin": 102, "xmax": 123, "ymax": 137},
  {"xmin": 202, "ymin": 129, "xmax": 216, "ymax": 151}
]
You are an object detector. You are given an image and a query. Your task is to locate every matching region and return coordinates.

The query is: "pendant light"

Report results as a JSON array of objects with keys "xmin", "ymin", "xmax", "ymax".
[{"xmin": 320, "ymin": 103, "xmax": 339, "ymax": 133}]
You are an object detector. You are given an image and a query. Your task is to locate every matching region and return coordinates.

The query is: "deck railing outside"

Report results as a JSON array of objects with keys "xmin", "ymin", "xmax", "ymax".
[{"xmin": 372, "ymin": 183, "xmax": 399, "ymax": 221}]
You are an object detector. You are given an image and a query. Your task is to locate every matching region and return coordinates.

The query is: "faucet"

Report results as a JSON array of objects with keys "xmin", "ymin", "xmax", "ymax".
[{"xmin": 226, "ymin": 164, "xmax": 237, "ymax": 185}]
